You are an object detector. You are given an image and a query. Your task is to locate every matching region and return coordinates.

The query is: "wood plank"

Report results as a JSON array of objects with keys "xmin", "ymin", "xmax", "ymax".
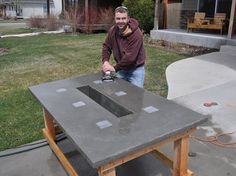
[
  {"xmin": 99, "ymin": 128, "xmax": 195, "ymax": 173},
  {"xmin": 85, "ymin": 0, "xmax": 89, "ymax": 32},
  {"xmin": 151, "ymin": 150, "xmax": 193, "ymax": 176},
  {"xmin": 151, "ymin": 150, "xmax": 173, "ymax": 168},
  {"xmin": 43, "ymin": 128, "xmax": 78, "ymax": 176},
  {"xmin": 43, "ymin": 108, "xmax": 56, "ymax": 140},
  {"xmin": 228, "ymin": 0, "xmax": 236, "ymax": 38},
  {"xmin": 154, "ymin": 0, "xmax": 160, "ymax": 29},
  {"xmin": 173, "ymin": 135, "xmax": 189, "ymax": 176},
  {"xmin": 98, "ymin": 167, "xmax": 116, "ymax": 176},
  {"xmin": 163, "ymin": 0, "xmax": 168, "ymax": 29}
]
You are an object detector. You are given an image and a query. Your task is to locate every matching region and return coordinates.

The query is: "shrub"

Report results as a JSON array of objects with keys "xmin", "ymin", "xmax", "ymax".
[
  {"xmin": 28, "ymin": 14, "xmax": 61, "ymax": 31},
  {"xmin": 64, "ymin": 7, "xmax": 83, "ymax": 33},
  {"xmin": 29, "ymin": 16, "xmax": 45, "ymax": 28},
  {"xmin": 46, "ymin": 14, "xmax": 60, "ymax": 31},
  {"xmin": 98, "ymin": 6, "xmax": 114, "ymax": 24},
  {"xmin": 124, "ymin": 0, "xmax": 154, "ymax": 33}
]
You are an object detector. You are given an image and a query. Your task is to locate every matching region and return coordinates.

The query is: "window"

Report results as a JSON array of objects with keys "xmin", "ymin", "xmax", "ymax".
[
  {"xmin": 217, "ymin": 0, "xmax": 232, "ymax": 18},
  {"xmin": 198, "ymin": 0, "xmax": 232, "ymax": 18},
  {"xmin": 199, "ymin": 0, "xmax": 215, "ymax": 17},
  {"xmin": 182, "ymin": 0, "xmax": 198, "ymax": 10}
]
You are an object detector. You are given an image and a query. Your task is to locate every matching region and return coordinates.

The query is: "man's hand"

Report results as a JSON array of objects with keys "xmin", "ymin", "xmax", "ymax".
[{"xmin": 102, "ymin": 61, "xmax": 115, "ymax": 72}]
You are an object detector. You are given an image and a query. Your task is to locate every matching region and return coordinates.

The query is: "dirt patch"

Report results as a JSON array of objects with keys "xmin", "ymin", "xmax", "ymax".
[
  {"xmin": 0, "ymin": 48, "xmax": 8, "ymax": 56},
  {"xmin": 145, "ymin": 37, "xmax": 218, "ymax": 57}
]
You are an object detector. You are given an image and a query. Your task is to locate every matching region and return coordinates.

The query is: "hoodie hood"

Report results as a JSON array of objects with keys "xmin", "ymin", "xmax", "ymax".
[
  {"xmin": 127, "ymin": 18, "xmax": 139, "ymax": 32},
  {"xmin": 116, "ymin": 18, "xmax": 139, "ymax": 37}
]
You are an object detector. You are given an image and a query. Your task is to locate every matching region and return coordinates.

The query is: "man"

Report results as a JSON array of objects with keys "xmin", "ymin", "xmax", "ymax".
[{"xmin": 102, "ymin": 6, "xmax": 146, "ymax": 88}]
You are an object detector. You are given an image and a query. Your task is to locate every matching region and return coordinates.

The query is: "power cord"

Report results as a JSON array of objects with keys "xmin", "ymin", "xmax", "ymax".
[
  {"xmin": 191, "ymin": 130, "xmax": 236, "ymax": 148},
  {"xmin": 0, "ymin": 133, "xmax": 67, "ymax": 158}
]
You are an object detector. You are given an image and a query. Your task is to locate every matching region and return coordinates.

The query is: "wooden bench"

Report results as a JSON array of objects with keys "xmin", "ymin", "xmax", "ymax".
[
  {"xmin": 187, "ymin": 12, "xmax": 208, "ymax": 31},
  {"xmin": 187, "ymin": 13, "xmax": 226, "ymax": 34}
]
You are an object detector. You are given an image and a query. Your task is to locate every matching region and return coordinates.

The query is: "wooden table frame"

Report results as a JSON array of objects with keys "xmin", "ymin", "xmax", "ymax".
[{"xmin": 43, "ymin": 108, "xmax": 194, "ymax": 176}]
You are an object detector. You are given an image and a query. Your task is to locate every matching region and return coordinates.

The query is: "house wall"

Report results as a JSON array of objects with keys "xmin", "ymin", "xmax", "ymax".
[
  {"xmin": 22, "ymin": 4, "xmax": 44, "ymax": 18},
  {"xmin": 5, "ymin": 6, "xmax": 16, "ymax": 17},
  {"xmin": 4, "ymin": 0, "xmax": 62, "ymax": 18},
  {"xmin": 167, "ymin": 1, "xmax": 197, "ymax": 29},
  {"xmin": 180, "ymin": 0, "xmax": 198, "ymax": 29},
  {"xmin": 167, "ymin": 3, "xmax": 181, "ymax": 29},
  {"xmin": 22, "ymin": 2, "xmax": 61, "ymax": 18},
  {"xmin": 51, "ymin": 0, "xmax": 62, "ymax": 16}
]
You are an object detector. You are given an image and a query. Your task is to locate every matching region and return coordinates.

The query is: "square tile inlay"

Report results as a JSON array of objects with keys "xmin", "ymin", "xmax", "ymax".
[
  {"xmin": 96, "ymin": 120, "xmax": 112, "ymax": 129},
  {"xmin": 72, "ymin": 101, "xmax": 86, "ymax": 108},
  {"xmin": 143, "ymin": 106, "xmax": 159, "ymax": 113},
  {"xmin": 115, "ymin": 91, "xmax": 127, "ymax": 96}
]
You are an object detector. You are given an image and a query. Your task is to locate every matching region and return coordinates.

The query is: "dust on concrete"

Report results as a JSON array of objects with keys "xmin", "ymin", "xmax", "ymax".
[{"xmin": 145, "ymin": 37, "xmax": 218, "ymax": 57}]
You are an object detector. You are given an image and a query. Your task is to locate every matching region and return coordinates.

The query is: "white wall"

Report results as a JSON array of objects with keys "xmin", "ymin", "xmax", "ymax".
[
  {"xmin": 167, "ymin": 3, "xmax": 182, "ymax": 29},
  {"xmin": 22, "ymin": 4, "xmax": 44, "ymax": 18},
  {"xmin": 6, "ymin": 10, "xmax": 16, "ymax": 17},
  {"xmin": 17, "ymin": 0, "xmax": 62, "ymax": 18},
  {"xmin": 51, "ymin": 0, "xmax": 62, "ymax": 16},
  {"xmin": 6, "ymin": 6, "xmax": 16, "ymax": 17}
]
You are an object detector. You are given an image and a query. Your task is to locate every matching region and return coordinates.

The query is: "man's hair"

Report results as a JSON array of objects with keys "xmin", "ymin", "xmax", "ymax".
[{"xmin": 115, "ymin": 6, "xmax": 129, "ymax": 15}]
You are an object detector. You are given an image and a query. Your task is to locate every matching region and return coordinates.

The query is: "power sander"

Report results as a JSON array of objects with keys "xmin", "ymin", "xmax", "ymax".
[{"xmin": 102, "ymin": 71, "xmax": 116, "ymax": 82}]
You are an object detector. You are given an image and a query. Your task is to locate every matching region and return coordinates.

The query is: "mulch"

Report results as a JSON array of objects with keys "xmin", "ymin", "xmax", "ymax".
[{"xmin": 145, "ymin": 37, "xmax": 218, "ymax": 57}]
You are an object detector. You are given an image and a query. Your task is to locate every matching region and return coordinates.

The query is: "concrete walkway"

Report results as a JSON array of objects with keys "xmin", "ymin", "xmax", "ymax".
[
  {"xmin": 166, "ymin": 45, "xmax": 236, "ymax": 175},
  {"xmin": 0, "ymin": 45, "xmax": 236, "ymax": 176},
  {"xmin": 0, "ymin": 30, "xmax": 64, "ymax": 38}
]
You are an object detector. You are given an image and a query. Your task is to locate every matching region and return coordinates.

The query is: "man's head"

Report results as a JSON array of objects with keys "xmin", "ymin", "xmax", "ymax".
[{"xmin": 114, "ymin": 6, "xmax": 129, "ymax": 30}]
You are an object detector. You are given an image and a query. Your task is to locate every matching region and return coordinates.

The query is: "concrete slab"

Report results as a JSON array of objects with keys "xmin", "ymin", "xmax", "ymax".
[
  {"xmin": 172, "ymin": 80, "xmax": 236, "ymax": 133},
  {"xmin": 166, "ymin": 51, "xmax": 236, "ymax": 99},
  {"xmin": 220, "ymin": 45, "xmax": 236, "ymax": 56},
  {"xmin": 150, "ymin": 29, "xmax": 236, "ymax": 49},
  {"xmin": 159, "ymin": 139, "xmax": 236, "ymax": 176},
  {"xmin": 165, "ymin": 47, "xmax": 236, "ymax": 175},
  {"xmin": 166, "ymin": 80, "xmax": 236, "ymax": 176},
  {"xmin": 0, "ymin": 144, "xmax": 67, "ymax": 176}
]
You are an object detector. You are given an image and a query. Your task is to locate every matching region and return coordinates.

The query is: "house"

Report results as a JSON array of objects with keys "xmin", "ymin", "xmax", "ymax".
[
  {"xmin": 63, "ymin": 0, "xmax": 123, "ymax": 33},
  {"xmin": 151, "ymin": 0, "xmax": 236, "ymax": 48},
  {"xmin": 0, "ymin": 0, "xmax": 123, "ymax": 33},
  {"xmin": 0, "ymin": 0, "xmax": 62, "ymax": 18}
]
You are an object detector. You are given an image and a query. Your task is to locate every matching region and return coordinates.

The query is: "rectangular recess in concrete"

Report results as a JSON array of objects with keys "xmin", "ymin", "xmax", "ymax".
[{"xmin": 77, "ymin": 85, "xmax": 132, "ymax": 117}]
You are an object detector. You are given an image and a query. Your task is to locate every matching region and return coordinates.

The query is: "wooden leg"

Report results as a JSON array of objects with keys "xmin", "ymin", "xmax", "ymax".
[
  {"xmin": 43, "ymin": 108, "xmax": 56, "ymax": 140},
  {"xmin": 42, "ymin": 108, "xmax": 78, "ymax": 176},
  {"xmin": 43, "ymin": 129, "xmax": 78, "ymax": 176},
  {"xmin": 173, "ymin": 135, "xmax": 190, "ymax": 176},
  {"xmin": 98, "ymin": 167, "xmax": 116, "ymax": 176},
  {"xmin": 151, "ymin": 149, "xmax": 193, "ymax": 176}
]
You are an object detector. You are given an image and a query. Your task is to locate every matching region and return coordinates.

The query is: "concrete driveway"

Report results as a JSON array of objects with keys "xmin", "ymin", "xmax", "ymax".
[{"xmin": 0, "ymin": 22, "xmax": 27, "ymax": 29}]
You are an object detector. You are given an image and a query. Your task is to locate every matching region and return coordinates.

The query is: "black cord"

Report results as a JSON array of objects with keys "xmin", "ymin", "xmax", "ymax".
[{"xmin": 0, "ymin": 133, "xmax": 67, "ymax": 158}]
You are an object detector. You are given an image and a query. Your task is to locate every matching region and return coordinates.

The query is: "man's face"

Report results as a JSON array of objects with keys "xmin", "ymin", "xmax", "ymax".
[{"xmin": 115, "ymin": 12, "xmax": 129, "ymax": 30}]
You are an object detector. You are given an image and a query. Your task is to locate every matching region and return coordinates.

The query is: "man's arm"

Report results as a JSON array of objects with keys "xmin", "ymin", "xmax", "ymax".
[{"xmin": 102, "ymin": 32, "xmax": 115, "ymax": 72}]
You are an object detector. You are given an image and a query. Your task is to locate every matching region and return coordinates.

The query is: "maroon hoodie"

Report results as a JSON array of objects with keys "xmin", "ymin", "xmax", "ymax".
[{"xmin": 102, "ymin": 18, "xmax": 146, "ymax": 72}]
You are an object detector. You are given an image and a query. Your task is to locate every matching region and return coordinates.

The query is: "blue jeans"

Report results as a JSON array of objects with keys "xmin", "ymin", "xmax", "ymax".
[{"xmin": 116, "ymin": 66, "xmax": 145, "ymax": 88}]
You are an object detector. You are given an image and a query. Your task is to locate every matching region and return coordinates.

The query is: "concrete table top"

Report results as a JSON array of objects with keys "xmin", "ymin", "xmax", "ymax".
[{"xmin": 29, "ymin": 73, "xmax": 207, "ymax": 168}]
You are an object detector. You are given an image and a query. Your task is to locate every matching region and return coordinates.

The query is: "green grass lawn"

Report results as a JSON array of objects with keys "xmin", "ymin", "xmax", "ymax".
[{"xmin": 0, "ymin": 33, "xmax": 185, "ymax": 151}]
